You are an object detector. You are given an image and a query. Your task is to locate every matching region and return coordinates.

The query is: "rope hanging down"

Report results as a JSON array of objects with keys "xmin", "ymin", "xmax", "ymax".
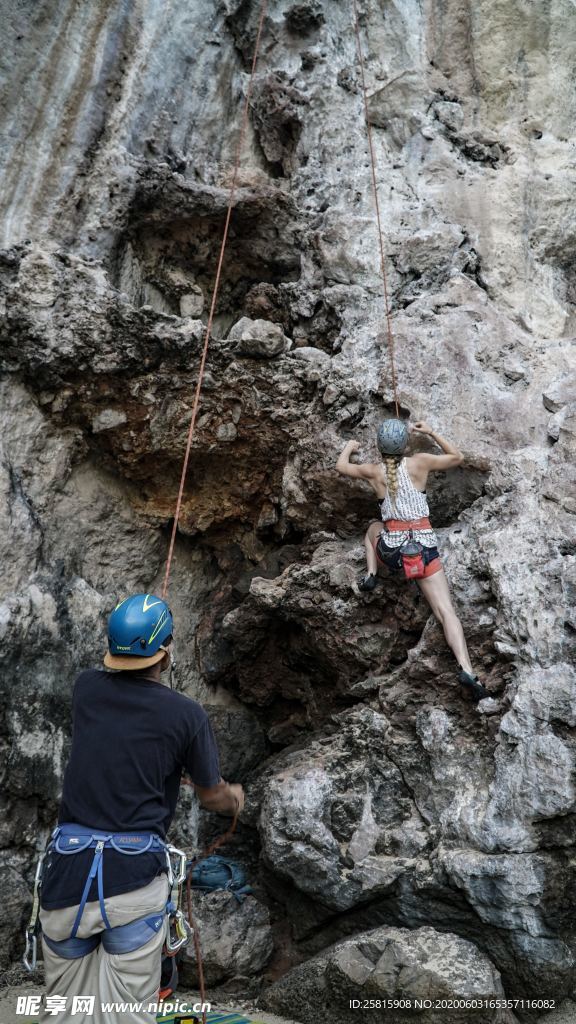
[
  {"xmin": 352, "ymin": 0, "xmax": 400, "ymax": 416},
  {"xmin": 184, "ymin": 805, "xmax": 239, "ymax": 1024},
  {"xmin": 161, "ymin": 0, "xmax": 269, "ymax": 599},
  {"xmin": 179, "ymin": 783, "xmax": 240, "ymax": 1024},
  {"xmin": 160, "ymin": 4, "xmax": 268, "ymax": 1018}
]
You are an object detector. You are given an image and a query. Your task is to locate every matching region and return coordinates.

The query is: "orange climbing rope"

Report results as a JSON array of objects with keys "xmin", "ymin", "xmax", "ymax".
[
  {"xmin": 184, "ymin": 799, "xmax": 240, "ymax": 1024},
  {"xmin": 159, "ymin": 4, "xmax": 268, "ymax": 1020},
  {"xmin": 161, "ymin": 0, "xmax": 269, "ymax": 600},
  {"xmin": 351, "ymin": 0, "xmax": 400, "ymax": 416}
]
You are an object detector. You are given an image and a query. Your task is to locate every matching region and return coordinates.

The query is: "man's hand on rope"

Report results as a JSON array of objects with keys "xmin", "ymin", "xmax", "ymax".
[
  {"xmin": 194, "ymin": 779, "xmax": 245, "ymax": 816},
  {"xmin": 228, "ymin": 783, "xmax": 245, "ymax": 815}
]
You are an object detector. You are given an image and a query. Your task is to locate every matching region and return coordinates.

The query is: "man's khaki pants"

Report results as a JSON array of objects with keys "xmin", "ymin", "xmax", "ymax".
[{"xmin": 39, "ymin": 875, "xmax": 169, "ymax": 1024}]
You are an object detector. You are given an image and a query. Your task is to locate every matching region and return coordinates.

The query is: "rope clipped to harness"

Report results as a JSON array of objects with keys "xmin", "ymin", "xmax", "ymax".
[{"xmin": 352, "ymin": 0, "xmax": 400, "ymax": 417}]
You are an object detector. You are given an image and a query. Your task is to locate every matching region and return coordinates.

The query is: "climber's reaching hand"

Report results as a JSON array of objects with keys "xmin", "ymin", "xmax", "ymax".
[
  {"xmin": 335, "ymin": 439, "xmax": 380, "ymax": 480},
  {"xmin": 410, "ymin": 423, "xmax": 464, "ymax": 472}
]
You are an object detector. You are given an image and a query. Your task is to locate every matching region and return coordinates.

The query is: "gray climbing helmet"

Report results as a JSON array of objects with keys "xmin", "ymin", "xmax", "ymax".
[{"xmin": 376, "ymin": 418, "xmax": 409, "ymax": 456}]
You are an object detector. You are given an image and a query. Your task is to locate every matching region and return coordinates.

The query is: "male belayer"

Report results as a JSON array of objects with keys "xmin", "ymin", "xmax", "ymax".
[
  {"xmin": 30, "ymin": 594, "xmax": 244, "ymax": 1024},
  {"xmin": 336, "ymin": 418, "xmax": 488, "ymax": 701}
]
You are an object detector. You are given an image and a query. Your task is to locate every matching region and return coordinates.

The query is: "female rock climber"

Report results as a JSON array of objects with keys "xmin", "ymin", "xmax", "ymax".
[{"xmin": 336, "ymin": 418, "xmax": 488, "ymax": 701}]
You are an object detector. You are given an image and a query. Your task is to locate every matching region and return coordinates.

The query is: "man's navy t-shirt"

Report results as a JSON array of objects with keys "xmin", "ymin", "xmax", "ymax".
[{"xmin": 41, "ymin": 669, "xmax": 221, "ymax": 910}]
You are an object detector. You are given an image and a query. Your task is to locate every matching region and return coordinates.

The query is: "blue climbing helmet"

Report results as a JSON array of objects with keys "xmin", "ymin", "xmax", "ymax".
[
  {"xmin": 376, "ymin": 418, "xmax": 409, "ymax": 456},
  {"xmin": 104, "ymin": 593, "xmax": 173, "ymax": 671}
]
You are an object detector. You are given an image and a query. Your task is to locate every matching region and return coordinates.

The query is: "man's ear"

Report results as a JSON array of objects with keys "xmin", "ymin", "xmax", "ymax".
[{"xmin": 159, "ymin": 647, "xmax": 171, "ymax": 672}]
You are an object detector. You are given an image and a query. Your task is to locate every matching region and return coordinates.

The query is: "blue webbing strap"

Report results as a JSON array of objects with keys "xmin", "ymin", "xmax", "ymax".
[
  {"xmin": 97, "ymin": 843, "xmax": 112, "ymax": 930},
  {"xmin": 101, "ymin": 913, "xmax": 165, "ymax": 954},
  {"xmin": 43, "ymin": 932, "xmax": 101, "ymax": 960},
  {"xmin": 69, "ymin": 840, "xmax": 111, "ymax": 938}
]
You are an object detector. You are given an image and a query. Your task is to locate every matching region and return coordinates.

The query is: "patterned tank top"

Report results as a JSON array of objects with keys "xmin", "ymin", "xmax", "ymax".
[{"xmin": 379, "ymin": 458, "xmax": 438, "ymax": 548}]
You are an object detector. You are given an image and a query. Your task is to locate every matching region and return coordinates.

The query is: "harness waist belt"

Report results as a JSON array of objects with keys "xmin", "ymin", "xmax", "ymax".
[
  {"xmin": 384, "ymin": 517, "xmax": 432, "ymax": 532},
  {"xmin": 55, "ymin": 823, "xmax": 166, "ymax": 856}
]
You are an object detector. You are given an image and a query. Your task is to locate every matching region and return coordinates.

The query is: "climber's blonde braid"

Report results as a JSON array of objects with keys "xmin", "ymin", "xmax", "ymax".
[{"xmin": 383, "ymin": 457, "xmax": 400, "ymax": 506}]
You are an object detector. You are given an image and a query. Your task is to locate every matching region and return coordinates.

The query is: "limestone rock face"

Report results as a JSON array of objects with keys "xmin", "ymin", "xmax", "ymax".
[
  {"xmin": 256, "ymin": 708, "xmax": 427, "ymax": 912},
  {"xmin": 181, "ymin": 891, "xmax": 273, "ymax": 986},
  {"xmin": 262, "ymin": 925, "xmax": 506, "ymax": 1024},
  {"xmin": 1, "ymin": 0, "xmax": 575, "ymax": 1013}
]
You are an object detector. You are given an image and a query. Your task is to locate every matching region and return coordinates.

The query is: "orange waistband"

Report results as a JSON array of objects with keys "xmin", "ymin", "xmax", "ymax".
[{"xmin": 384, "ymin": 517, "xmax": 432, "ymax": 531}]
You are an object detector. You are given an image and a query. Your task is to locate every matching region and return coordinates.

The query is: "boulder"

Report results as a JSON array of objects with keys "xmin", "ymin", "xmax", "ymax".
[
  {"xmin": 227, "ymin": 318, "xmax": 290, "ymax": 358},
  {"xmin": 181, "ymin": 891, "xmax": 273, "ymax": 985},
  {"xmin": 262, "ymin": 926, "xmax": 506, "ymax": 1024}
]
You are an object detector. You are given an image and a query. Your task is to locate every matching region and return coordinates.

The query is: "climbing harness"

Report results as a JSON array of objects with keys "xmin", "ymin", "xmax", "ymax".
[
  {"xmin": 384, "ymin": 516, "xmax": 432, "ymax": 533},
  {"xmin": 376, "ymin": 517, "xmax": 435, "ymax": 580},
  {"xmin": 23, "ymin": 825, "xmax": 190, "ymax": 969},
  {"xmin": 352, "ymin": 0, "xmax": 400, "ymax": 415}
]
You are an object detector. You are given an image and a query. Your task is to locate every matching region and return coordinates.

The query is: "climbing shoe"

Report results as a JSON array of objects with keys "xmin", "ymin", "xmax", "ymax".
[
  {"xmin": 359, "ymin": 573, "xmax": 378, "ymax": 592},
  {"xmin": 458, "ymin": 669, "xmax": 489, "ymax": 702}
]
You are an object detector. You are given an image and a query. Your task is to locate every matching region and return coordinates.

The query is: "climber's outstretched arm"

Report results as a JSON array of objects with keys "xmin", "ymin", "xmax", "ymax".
[
  {"xmin": 411, "ymin": 422, "xmax": 464, "ymax": 471},
  {"xmin": 336, "ymin": 440, "xmax": 379, "ymax": 480}
]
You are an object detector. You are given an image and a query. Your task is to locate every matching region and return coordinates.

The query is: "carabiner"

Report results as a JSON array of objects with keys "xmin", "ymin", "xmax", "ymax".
[
  {"xmin": 23, "ymin": 851, "xmax": 45, "ymax": 973},
  {"xmin": 34, "ymin": 854, "xmax": 45, "ymax": 885},
  {"xmin": 23, "ymin": 930, "xmax": 37, "ymax": 973},
  {"xmin": 165, "ymin": 909, "xmax": 191, "ymax": 954},
  {"xmin": 166, "ymin": 845, "xmax": 187, "ymax": 886}
]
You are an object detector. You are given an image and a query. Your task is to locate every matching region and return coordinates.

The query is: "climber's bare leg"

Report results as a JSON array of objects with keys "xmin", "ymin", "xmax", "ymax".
[
  {"xmin": 364, "ymin": 521, "xmax": 382, "ymax": 576},
  {"xmin": 417, "ymin": 568, "xmax": 474, "ymax": 674}
]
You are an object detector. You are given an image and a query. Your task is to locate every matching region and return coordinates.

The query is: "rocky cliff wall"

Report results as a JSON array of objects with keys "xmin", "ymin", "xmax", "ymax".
[{"xmin": 0, "ymin": 1, "xmax": 575, "ymax": 1021}]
